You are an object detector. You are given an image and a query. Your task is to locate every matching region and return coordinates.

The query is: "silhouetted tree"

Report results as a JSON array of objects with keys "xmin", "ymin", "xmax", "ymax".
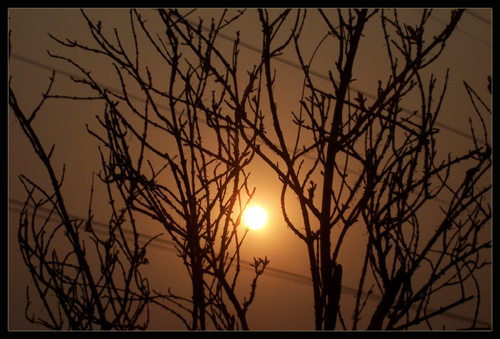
[
  {"xmin": 9, "ymin": 9, "xmax": 268, "ymax": 330},
  {"xmin": 10, "ymin": 8, "xmax": 491, "ymax": 331},
  {"xmin": 10, "ymin": 78, "xmax": 158, "ymax": 330},
  {"xmin": 154, "ymin": 8, "xmax": 491, "ymax": 330}
]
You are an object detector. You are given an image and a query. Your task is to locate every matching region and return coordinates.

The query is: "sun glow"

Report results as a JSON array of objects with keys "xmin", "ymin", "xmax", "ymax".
[{"xmin": 243, "ymin": 206, "xmax": 267, "ymax": 230}]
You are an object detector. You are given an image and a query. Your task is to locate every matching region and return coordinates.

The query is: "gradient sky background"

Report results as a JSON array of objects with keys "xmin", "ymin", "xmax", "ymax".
[{"xmin": 8, "ymin": 8, "xmax": 492, "ymax": 330}]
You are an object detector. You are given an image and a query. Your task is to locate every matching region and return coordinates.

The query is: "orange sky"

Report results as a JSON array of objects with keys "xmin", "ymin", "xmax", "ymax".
[{"xmin": 8, "ymin": 8, "xmax": 491, "ymax": 330}]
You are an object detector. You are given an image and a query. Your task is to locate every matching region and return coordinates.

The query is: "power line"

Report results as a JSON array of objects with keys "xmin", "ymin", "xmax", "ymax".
[
  {"xmin": 10, "ymin": 12, "xmax": 488, "ymax": 210},
  {"xmin": 7, "ymin": 198, "xmax": 491, "ymax": 328},
  {"xmin": 8, "ymin": 198, "xmax": 310, "ymax": 284},
  {"xmin": 188, "ymin": 16, "xmax": 486, "ymax": 144},
  {"xmin": 9, "ymin": 15, "xmax": 489, "ymax": 226},
  {"xmin": 7, "ymin": 12, "xmax": 491, "ymax": 328},
  {"xmin": 464, "ymin": 9, "xmax": 491, "ymax": 26},
  {"xmin": 10, "ymin": 13, "xmax": 486, "ymax": 146},
  {"xmin": 411, "ymin": 9, "xmax": 491, "ymax": 47},
  {"xmin": 9, "ymin": 52, "xmax": 481, "ymax": 211}
]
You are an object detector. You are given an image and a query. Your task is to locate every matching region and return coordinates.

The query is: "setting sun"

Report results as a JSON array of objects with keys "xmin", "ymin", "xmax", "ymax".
[{"xmin": 243, "ymin": 206, "xmax": 267, "ymax": 229}]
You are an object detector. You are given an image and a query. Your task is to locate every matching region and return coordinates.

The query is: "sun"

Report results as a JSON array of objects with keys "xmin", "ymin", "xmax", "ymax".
[{"xmin": 243, "ymin": 206, "xmax": 267, "ymax": 230}]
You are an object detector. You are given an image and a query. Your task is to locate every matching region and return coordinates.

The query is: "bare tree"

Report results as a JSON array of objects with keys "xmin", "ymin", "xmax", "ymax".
[
  {"xmin": 10, "ymin": 9, "xmax": 268, "ymax": 330},
  {"xmin": 253, "ymin": 9, "xmax": 491, "ymax": 330},
  {"xmin": 155, "ymin": 8, "xmax": 491, "ymax": 330},
  {"xmin": 9, "ymin": 75, "xmax": 159, "ymax": 329},
  {"xmin": 10, "ymin": 8, "xmax": 491, "ymax": 331}
]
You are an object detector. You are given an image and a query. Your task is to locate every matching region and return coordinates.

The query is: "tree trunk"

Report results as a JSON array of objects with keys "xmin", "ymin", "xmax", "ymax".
[
  {"xmin": 187, "ymin": 219, "xmax": 205, "ymax": 330},
  {"xmin": 190, "ymin": 254, "xmax": 205, "ymax": 330},
  {"xmin": 318, "ymin": 9, "xmax": 368, "ymax": 330},
  {"xmin": 367, "ymin": 269, "xmax": 406, "ymax": 330},
  {"xmin": 323, "ymin": 264, "xmax": 343, "ymax": 330}
]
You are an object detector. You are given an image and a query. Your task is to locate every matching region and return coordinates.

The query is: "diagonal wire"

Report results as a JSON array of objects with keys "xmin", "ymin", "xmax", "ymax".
[
  {"xmin": 9, "ymin": 52, "xmax": 466, "ymax": 209},
  {"xmin": 183, "ymin": 15, "xmax": 488, "ymax": 145},
  {"xmin": 464, "ymin": 8, "xmax": 491, "ymax": 26},
  {"xmin": 7, "ymin": 10, "xmax": 492, "ymax": 328},
  {"xmin": 8, "ymin": 198, "xmax": 492, "ymax": 328}
]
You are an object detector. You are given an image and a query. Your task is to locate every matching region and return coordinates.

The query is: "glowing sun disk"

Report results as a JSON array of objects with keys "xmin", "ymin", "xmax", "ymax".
[{"xmin": 243, "ymin": 206, "xmax": 267, "ymax": 229}]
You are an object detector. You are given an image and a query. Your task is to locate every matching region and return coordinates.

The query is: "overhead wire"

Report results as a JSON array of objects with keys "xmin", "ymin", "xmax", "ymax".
[
  {"xmin": 185, "ymin": 8, "xmax": 489, "ymax": 144},
  {"xmin": 7, "ymin": 197, "xmax": 320, "ymax": 287},
  {"xmin": 409, "ymin": 8, "xmax": 491, "ymax": 47},
  {"xmin": 464, "ymin": 8, "xmax": 492, "ymax": 26},
  {"xmin": 8, "ymin": 8, "xmax": 490, "ymax": 262},
  {"xmin": 9, "ymin": 8, "xmax": 491, "ymax": 144},
  {"xmin": 9, "ymin": 8, "xmax": 489, "ymax": 211},
  {"xmin": 7, "ymin": 197, "xmax": 491, "ymax": 328},
  {"xmin": 8, "ymin": 51, "xmax": 475, "ymax": 222},
  {"xmin": 8, "ymin": 10, "xmax": 491, "ymax": 328}
]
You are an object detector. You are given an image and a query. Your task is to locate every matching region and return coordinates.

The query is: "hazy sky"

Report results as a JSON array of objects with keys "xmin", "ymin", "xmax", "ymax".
[{"xmin": 8, "ymin": 8, "xmax": 491, "ymax": 330}]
